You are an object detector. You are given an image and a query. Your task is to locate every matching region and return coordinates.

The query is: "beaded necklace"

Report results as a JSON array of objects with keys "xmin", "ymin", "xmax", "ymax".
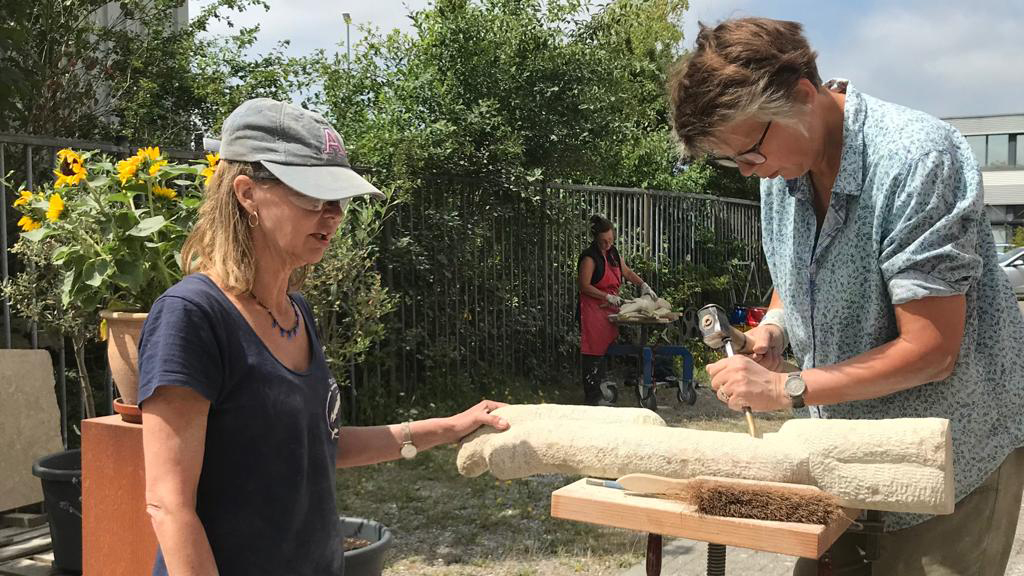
[{"xmin": 249, "ymin": 291, "xmax": 301, "ymax": 339}]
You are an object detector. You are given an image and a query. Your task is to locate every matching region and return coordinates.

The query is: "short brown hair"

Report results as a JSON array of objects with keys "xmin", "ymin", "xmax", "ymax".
[{"xmin": 668, "ymin": 18, "xmax": 822, "ymax": 156}]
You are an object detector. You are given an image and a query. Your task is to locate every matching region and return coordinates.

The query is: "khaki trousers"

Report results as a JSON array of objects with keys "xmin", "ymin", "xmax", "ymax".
[{"xmin": 794, "ymin": 447, "xmax": 1024, "ymax": 576}]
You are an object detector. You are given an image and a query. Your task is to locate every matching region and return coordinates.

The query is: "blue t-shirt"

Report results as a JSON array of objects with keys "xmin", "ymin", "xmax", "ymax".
[{"xmin": 138, "ymin": 274, "xmax": 344, "ymax": 575}]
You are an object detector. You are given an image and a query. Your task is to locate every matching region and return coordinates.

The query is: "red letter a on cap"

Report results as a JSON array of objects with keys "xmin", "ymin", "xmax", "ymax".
[{"xmin": 322, "ymin": 129, "xmax": 346, "ymax": 156}]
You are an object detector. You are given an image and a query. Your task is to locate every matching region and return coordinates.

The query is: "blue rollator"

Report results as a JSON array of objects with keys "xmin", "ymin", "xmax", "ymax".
[{"xmin": 601, "ymin": 317, "xmax": 696, "ymax": 411}]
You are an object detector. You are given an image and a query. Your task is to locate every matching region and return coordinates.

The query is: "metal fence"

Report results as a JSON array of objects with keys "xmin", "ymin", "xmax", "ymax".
[
  {"xmin": 0, "ymin": 133, "xmax": 201, "ymax": 447},
  {"xmin": 343, "ymin": 178, "xmax": 769, "ymax": 420}
]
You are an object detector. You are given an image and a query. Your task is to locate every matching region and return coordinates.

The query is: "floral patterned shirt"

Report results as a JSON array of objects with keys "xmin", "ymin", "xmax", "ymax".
[{"xmin": 761, "ymin": 80, "xmax": 1024, "ymax": 531}]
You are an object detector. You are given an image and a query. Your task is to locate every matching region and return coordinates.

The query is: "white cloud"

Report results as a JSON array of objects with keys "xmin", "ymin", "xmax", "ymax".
[
  {"xmin": 188, "ymin": 0, "xmax": 431, "ymax": 57},
  {"xmin": 188, "ymin": 0, "xmax": 1022, "ymax": 118},
  {"xmin": 680, "ymin": 0, "xmax": 756, "ymax": 49},
  {"xmin": 823, "ymin": 2, "xmax": 1024, "ymax": 117}
]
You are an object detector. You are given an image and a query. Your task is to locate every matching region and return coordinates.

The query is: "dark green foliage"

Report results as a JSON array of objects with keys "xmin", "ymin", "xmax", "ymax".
[{"xmin": 0, "ymin": 0, "xmax": 315, "ymax": 145}]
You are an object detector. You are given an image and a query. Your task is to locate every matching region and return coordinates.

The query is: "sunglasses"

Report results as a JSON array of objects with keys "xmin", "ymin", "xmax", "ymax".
[
  {"xmin": 711, "ymin": 121, "xmax": 772, "ymax": 168},
  {"xmin": 251, "ymin": 164, "xmax": 349, "ymax": 213},
  {"xmin": 284, "ymin": 192, "xmax": 349, "ymax": 213}
]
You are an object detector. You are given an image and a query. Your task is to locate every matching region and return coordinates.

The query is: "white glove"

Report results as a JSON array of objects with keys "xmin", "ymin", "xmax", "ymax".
[
  {"xmin": 605, "ymin": 294, "xmax": 623, "ymax": 307},
  {"xmin": 640, "ymin": 283, "xmax": 657, "ymax": 299}
]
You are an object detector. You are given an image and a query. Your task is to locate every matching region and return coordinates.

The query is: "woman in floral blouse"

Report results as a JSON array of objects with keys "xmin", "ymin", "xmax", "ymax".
[{"xmin": 668, "ymin": 17, "xmax": 1024, "ymax": 575}]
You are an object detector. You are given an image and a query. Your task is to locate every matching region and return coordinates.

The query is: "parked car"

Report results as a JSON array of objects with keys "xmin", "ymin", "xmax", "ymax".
[{"xmin": 1000, "ymin": 247, "xmax": 1024, "ymax": 298}]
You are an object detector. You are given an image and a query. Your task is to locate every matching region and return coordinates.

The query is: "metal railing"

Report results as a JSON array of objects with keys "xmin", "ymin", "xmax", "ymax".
[{"xmin": 342, "ymin": 178, "xmax": 768, "ymax": 420}]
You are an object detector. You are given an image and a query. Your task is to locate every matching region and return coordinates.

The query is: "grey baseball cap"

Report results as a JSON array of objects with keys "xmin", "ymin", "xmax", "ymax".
[{"xmin": 214, "ymin": 98, "xmax": 384, "ymax": 201}]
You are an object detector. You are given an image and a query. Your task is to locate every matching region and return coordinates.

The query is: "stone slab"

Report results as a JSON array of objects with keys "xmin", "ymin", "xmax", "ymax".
[{"xmin": 0, "ymin": 350, "xmax": 62, "ymax": 513}]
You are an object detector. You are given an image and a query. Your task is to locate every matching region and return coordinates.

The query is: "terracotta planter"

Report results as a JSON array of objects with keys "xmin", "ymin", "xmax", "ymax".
[
  {"xmin": 99, "ymin": 310, "xmax": 148, "ymax": 409},
  {"xmin": 113, "ymin": 397, "xmax": 142, "ymax": 424}
]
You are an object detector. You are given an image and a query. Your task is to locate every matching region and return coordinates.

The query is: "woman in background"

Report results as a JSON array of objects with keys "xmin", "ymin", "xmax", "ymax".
[{"xmin": 577, "ymin": 214, "xmax": 656, "ymax": 405}]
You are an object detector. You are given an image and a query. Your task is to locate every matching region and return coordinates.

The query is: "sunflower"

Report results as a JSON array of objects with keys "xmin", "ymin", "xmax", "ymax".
[
  {"xmin": 153, "ymin": 185, "xmax": 177, "ymax": 199},
  {"xmin": 53, "ymin": 155, "xmax": 87, "ymax": 189},
  {"xmin": 137, "ymin": 147, "xmax": 161, "ymax": 162},
  {"xmin": 46, "ymin": 193, "xmax": 64, "ymax": 221},
  {"xmin": 13, "ymin": 189, "xmax": 32, "ymax": 207},
  {"xmin": 149, "ymin": 160, "xmax": 168, "ymax": 176},
  {"xmin": 117, "ymin": 156, "xmax": 143, "ymax": 185},
  {"xmin": 202, "ymin": 152, "xmax": 220, "ymax": 187},
  {"xmin": 18, "ymin": 215, "xmax": 41, "ymax": 232},
  {"xmin": 56, "ymin": 148, "xmax": 82, "ymax": 166}
]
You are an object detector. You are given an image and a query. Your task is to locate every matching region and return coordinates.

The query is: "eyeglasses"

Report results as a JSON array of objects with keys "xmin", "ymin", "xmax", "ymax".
[
  {"xmin": 711, "ymin": 121, "xmax": 772, "ymax": 168},
  {"xmin": 284, "ymin": 191, "xmax": 349, "ymax": 213},
  {"xmin": 250, "ymin": 163, "xmax": 349, "ymax": 213}
]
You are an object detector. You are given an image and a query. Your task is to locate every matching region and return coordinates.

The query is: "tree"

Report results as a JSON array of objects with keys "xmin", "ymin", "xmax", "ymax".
[
  {"xmin": 292, "ymin": 0, "xmax": 761, "ymax": 420},
  {"xmin": 0, "ymin": 0, "xmax": 316, "ymax": 146},
  {"xmin": 1013, "ymin": 226, "xmax": 1024, "ymax": 248}
]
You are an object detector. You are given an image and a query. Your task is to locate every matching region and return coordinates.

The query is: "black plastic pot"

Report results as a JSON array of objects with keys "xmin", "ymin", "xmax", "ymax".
[
  {"xmin": 340, "ymin": 516, "xmax": 392, "ymax": 576},
  {"xmin": 31, "ymin": 449, "xmax": 82, "ymax": 574}
]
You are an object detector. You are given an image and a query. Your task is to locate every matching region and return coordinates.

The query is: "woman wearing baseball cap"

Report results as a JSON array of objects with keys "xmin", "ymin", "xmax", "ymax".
[{"xmin": 137, "ymin": 98, "xmax": 510, "ymax": 575}]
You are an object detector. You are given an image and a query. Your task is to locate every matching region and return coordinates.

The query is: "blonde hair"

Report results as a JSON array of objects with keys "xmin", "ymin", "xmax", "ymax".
[
  {"xmin": 668, "ymin": 18, "xmax": 822, "ymax": 156},
  {"xmin": 181, "ymin": 160, "xmax": 307, "ymax": 295}
]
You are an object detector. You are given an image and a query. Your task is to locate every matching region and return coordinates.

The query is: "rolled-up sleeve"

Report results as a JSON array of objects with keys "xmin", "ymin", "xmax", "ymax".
[{"xmin": 879, "ymin": 150, "xmax": 983, "ymax": 305}]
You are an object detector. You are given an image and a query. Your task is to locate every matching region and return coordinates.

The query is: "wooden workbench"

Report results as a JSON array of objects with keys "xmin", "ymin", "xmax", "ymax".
[{"xmin": 551, "ymin": 478, "xmax": 857, "ymax": 565}]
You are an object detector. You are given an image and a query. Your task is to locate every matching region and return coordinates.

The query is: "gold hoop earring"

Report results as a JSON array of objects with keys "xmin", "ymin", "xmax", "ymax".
[{"xmin": 247, "ymin": 210, "xmax": 259, "ymax": 228}]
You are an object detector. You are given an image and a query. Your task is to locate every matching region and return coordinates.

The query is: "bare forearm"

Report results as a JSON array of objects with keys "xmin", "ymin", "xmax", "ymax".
[
  {"xmin": 802, "ymin": 335, "xmax": 958, "ymax": 406},
  {"xmin": 148, "ymin": 509, "xmax": 218, "ymax": 576},
  {"xmin": 336, "ymin": 418, "xmax": 454, "ymax": 468},
  {"xmin": 800, "ymin": 294, "xmax": 963, "ymax": 406},
  {"xmin": 142, "ymin": 387, "xmax": 213, "ymax": 575},
  {"xmin": 580, "ymin": 284, "xmax": 609, "ymax": 301}
]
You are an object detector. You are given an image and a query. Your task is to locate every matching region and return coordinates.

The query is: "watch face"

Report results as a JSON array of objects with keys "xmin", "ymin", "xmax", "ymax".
[
  {"xmin": 401, "ymin": 443, "xmax": 418, "ymax": 459},
  {"xmin": 785, "ymin": 375, "xmax": 806, "ymax": 397}
]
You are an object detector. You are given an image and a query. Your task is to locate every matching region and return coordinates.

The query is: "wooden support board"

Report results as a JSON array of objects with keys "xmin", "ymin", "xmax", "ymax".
[
  {"xmin": 0, "ymin": 558, "xmax": 55, "ymax": 576},
  {"xmin": 0, "ymin": 533, "xmax": 50, "ymax": 564},
  {"xmin": 0, "ymin": 524, "xmax": 53, "ymax": 576},
  {"xmin": 550, "ymin": 479, "xmax": 858, "ymax": 559}
]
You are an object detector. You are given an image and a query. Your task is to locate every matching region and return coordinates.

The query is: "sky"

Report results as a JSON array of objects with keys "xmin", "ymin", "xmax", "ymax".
[{"xmin": 187, "ymin": 0, "xmax": 1024, "ymax": 118}]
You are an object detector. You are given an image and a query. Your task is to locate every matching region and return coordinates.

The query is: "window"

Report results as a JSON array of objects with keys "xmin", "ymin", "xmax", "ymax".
[
  {"xmin": 966, "ymin": 135, "xmax": 986, "ymax": 165},
  {"xmin": 988, "ymin": 134, "xmax": 1010, "ymax": 167},
  {"xmin": 966, "ymin": 133, "xmax": 1022, "ymax": 168}
]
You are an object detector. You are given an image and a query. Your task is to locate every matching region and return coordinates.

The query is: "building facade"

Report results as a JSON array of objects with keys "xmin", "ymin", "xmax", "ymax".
[{"xmin": 944, "ymin": 114, "xmax": 1024, "ymax": 247}]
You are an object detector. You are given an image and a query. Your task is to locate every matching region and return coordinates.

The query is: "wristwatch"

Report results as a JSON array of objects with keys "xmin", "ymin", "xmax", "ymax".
[
  {"xmin": 784, "ymin": 372, "xmax": 807, "ymax": 409},
  {"xmin": 400, "ymin": 421, "xmax": 418, "ymax": 459}
]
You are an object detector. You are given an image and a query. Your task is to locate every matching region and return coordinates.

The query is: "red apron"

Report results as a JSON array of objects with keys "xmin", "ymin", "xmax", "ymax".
[{"xmin": 580, "ymin": 251, "xmax": 622, "ymax": 356}]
